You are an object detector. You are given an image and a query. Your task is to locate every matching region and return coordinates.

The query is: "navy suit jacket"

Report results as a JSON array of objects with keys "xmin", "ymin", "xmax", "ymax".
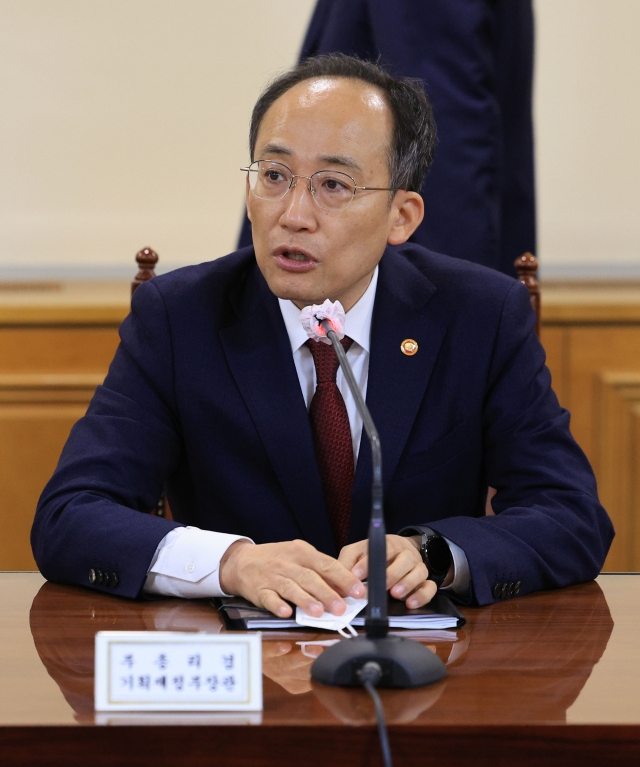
[{"xmin": 32, "ymin": 245, "xmax": 613, "ymax": 605}]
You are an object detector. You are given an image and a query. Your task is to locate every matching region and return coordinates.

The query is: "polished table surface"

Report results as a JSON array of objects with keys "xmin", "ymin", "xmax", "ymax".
[{"xmin": 1, "ymin": 572, "xmax": 640, "ymax": 766}]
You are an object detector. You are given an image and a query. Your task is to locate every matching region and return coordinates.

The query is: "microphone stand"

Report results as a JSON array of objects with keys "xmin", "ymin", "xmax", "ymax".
[{"xmin": 310, "ymin": 321, "xmax": 446, "ymax": 688}]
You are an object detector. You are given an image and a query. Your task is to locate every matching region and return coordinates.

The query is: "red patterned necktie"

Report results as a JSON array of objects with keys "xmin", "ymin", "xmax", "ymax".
[{"xmin": 306, "ymin": 336, "xmax": 355, "ymax": 551}]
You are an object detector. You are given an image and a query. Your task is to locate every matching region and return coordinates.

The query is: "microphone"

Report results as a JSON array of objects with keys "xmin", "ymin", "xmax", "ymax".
[{"xmin": 300, "ymin": 301, "xmax": 446, "ymax": 688}]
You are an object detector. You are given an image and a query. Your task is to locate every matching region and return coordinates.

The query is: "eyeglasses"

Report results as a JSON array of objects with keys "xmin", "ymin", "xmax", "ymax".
[{"xmin": 240, "ymin": 160, "xmax": 396, "ymax": 212}]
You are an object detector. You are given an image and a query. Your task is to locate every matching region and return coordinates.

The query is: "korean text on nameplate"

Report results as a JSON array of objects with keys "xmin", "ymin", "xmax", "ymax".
[{"xmin": 94, "ymin": 631, "xmax": 262, "ymax": 711}]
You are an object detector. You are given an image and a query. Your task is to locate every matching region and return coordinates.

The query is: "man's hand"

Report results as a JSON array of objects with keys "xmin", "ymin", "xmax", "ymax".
[
  {"xmin": 219, "ymin": 539, "xmax": 366, "ymax": 618},
  {"xmin": 338, "ymin": 534, "xmax": 437, "ymax": 609}
]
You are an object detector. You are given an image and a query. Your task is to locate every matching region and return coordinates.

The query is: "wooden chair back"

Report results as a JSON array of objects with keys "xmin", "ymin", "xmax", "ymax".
[
  {"xmin": 131, "ymin": 248, "xmax": 168, "ymax": 517},
  {"xmin": 514, "ymin": 252, "xmax": 540, "ymax": 337},
  {"xmin": 133, "ymin": 247, "xmax": 541, "ymax": 332},
  {"xmin": 131, "ymin": 247, "xmax": 159, "ymax": 297}
]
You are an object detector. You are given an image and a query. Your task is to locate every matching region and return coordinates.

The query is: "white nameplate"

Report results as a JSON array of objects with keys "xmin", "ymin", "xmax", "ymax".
[{"xmin": 94, "ymin": 631, "xmax": 262, "ymax": 712}]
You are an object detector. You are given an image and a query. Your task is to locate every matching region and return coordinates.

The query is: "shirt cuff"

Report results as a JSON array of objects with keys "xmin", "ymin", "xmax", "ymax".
[
  {"xmin": 143, "ymin": 526, "xmax": 253, "ymax": 599},
  {"xmin": 440, "ymin": 537, "xmax": 471, "ymax": 598}
]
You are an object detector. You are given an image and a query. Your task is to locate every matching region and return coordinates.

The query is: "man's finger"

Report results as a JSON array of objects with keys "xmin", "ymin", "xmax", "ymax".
[
  {"xmin": 337, "ymin": 541, "xmax": 367, "ymax": 572},
  {"xmin": 312, "ymin": 552, "xmax": 366, "ymax": 599},
  {"xmin": 289, "ymin": 540, "xmax": 364, "ymax": 598},
  {"xmin": 273, "ymin": 576, "xmax": 328, "ymax": 616},
  {"xmin": 293, "ymin": 566, "xmax": 349, "ymax": 615},
  {"xmin": 386, "ymin": 550, "xmax": 427, "ymax": 591},
  {"xmin": 259, "ymin": 588, "xmax": 294, "ymax": 618},
  {"xmin": 405, "ymin": 579, "xmax": 438, "ymax": 609},
  {"xmin": 267, "ymin": 571, "xmax": 349, "ymax": 618},
  {"xmin": 389, "ymin": 563, "xmax": 429, "ymax": 601},
  {"xmin": 340, "ymin": 535, "xmax": 413, "ymax": 581}
]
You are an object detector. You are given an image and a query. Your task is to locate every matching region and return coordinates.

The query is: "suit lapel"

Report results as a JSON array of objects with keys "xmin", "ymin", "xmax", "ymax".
[
  {"xmin": 349, "ymin": 248, "xmax": 447, "ymax": 542},
  {"xmin": 219, "ymin": 265, "xmax": 336, "ymax": 556}
]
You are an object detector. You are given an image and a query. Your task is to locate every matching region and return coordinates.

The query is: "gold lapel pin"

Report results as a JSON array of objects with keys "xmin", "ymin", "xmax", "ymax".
[{"xmin": 400, "ymin": 339, "xmax": 418, "ymax": 356}]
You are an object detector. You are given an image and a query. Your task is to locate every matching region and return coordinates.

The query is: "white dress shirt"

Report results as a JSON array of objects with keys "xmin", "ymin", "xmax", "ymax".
[{"xmin": 144, "ymin": 267, "xmax": 470, "ymax": 599}]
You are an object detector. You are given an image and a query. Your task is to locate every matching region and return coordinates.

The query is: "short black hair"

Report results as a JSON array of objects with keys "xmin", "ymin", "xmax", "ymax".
[{"xmin": 249, "ymin": 53, "xmax": 437, "ymax": 193}]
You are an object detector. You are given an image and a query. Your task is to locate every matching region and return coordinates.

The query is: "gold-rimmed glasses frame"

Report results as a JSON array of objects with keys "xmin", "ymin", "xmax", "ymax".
[{"xmin": 240, "ymin": 160, "xmax": 396, "ymax": 212}]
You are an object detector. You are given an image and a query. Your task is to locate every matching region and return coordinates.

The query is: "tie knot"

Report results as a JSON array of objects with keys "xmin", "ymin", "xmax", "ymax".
[{"xmin": 306, "ymin": 337, "xmax": 353, "ymax": 383}]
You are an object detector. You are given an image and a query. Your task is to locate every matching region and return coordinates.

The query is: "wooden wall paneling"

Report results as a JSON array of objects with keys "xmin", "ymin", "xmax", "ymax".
[
  {"xmin": 539, "ymin": 326, "xmax": 568, "ymax": 407},
  {"xmin": 0, "ymin": 374, "xmax": 104, "ymax": 570},
  {"xmin": 566, "ymin": 327, "xmax": 640, "ymax": 464},
  {"xmin": 592, "ymin": 373, "xmax": 640, "ymax": 571},
  {"xmin": 632, "ymin": 405, "xmax": 640, "ymax": 571},
  {"xmin": 0, "ymin": 328, "xmax": 120, "ymax": 373}
]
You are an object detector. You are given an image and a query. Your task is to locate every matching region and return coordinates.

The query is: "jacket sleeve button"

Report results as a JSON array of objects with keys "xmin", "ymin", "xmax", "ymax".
[
  {"xmin": 109, "ymin": 573, "xmax": 119, "ymax": 588},
  {"xmin": 493, "ymin": 583, "xmax": 503, "ymax": 599},
  {"xmin": 514, "ymin": 581, "xmax": 521, "ymax": 595},
  {"xmin": 95, "ymin": 569, "xmax": 104, "ymax": 585},
  {"xmin": 500, "ymin": 583, "xmax": 509, "ymax": 599},
  {"xmin": 89, "ymin": 569, "xmax": 97, "ymax": 585},
  {"xmin": 507, "ymin": 582, "xmax": 515, "ymax": 597}
]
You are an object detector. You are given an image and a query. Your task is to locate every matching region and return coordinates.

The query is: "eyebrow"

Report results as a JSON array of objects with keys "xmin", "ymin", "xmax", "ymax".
[
  {"xmin": 259, "ymin": 143, "xmax": 292, "ymax": 157},
  {"xmin": 318, "ymin": 154, "xmax": 362, "ymax": 173},
  {"xmin": 258, "ymin": 143, "xmax": 362, "ymax": 173}
]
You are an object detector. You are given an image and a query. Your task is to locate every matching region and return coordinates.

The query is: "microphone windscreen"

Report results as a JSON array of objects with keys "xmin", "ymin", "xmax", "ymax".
[{"xmin": 300, "ymin": 299, "xmax": 346, "ymax": 344}]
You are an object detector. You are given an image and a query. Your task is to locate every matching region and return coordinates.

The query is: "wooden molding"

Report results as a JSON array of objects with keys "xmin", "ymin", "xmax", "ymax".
[
  {"xmin": 0, "ymin": 374, "xmax": 105, "ymax": 404},
  {"xmin": 0, "ymin": 280, "xmax": 129, "ymax": 326},
  {"xmin": 541, "ymin": 283, "xmax": 640, "ymax": 324},
  {"xmin": 0, "ymin": 306, "xmax": 128, "ymax": 325},
  {"xmin": 541, "ymin": 303, "xmax": 640, "ymax": 324}
]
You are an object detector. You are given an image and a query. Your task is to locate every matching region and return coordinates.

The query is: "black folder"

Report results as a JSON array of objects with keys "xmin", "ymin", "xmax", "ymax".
[{"xmin": 212, "ymin": 594, "xmax": 466, "ymax": 632}]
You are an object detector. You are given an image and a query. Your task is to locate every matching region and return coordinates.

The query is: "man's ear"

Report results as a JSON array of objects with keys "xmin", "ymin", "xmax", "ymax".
[
  {"xmin": 387, "ymin": 191, "xmax": 424, "ymax": 246},
  {"xmin": 245, "ymin": 176, "xmax": 253, "ymax": 223}
]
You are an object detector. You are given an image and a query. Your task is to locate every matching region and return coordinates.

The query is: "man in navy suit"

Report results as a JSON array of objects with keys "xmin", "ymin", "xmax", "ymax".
[{"xmin": 32, "ymin": 55, "xmax": 612, "ymax": 616}]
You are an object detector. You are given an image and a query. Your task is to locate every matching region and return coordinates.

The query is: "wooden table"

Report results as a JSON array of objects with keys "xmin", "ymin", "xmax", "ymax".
[{"xmin": 1, "ymin": 573, "xmax": 639, "ymax": 766}]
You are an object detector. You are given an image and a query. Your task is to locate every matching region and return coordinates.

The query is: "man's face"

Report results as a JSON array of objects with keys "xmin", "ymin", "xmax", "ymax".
[{"xmin": 247, "ymin": 77, "xmax": 422, "ymax": 311}]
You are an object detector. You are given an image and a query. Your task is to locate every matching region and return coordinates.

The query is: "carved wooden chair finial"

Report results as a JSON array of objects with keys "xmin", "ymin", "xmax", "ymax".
[
  {"xmin": 131, "ymin": 247, "xmax": 159, "ymax": 297},
  {"xmin": 514, "ymin": 252, "xmax": 540, "ymax": 337}
]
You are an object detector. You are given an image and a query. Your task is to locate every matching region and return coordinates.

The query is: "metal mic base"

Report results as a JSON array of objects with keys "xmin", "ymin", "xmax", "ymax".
[{"xmin": 310, "ymin": 635, "xmax": 446, "ymax": 688}]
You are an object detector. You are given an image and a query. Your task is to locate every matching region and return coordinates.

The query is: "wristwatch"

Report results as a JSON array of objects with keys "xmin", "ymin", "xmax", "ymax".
[{"xmin": 418, "ymin": 532, "xmax": 452, "ymax": 588}]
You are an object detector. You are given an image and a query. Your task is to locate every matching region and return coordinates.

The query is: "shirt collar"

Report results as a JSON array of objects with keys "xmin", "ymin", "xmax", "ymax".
[{"xmin": 278, "ymin": 266, "xmax": 378, "ymax": 354}]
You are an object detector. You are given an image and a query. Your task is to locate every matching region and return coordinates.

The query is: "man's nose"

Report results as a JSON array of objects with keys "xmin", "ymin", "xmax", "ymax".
[{"xmin": 278, "ymin": 177, "xmax": 318, "ymax": 231}]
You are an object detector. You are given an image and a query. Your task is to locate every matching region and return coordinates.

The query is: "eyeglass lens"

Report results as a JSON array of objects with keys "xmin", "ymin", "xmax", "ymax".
[{"xmin": 247, "ymin": 161, "xmax": 355, "ymax": 210}]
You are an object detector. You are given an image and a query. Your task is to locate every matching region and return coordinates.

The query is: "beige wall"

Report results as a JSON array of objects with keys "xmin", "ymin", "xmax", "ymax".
[
  {"xmin": 534, "ymin": 0, "xmax": 640, "ymax": 279},
  {"xmin": 0, "ymin": 0, "xmax": 638, "ymax": 278},
  {"xmin": 0, "ymin": 0, "xmax": 316, "ymax": 277}
]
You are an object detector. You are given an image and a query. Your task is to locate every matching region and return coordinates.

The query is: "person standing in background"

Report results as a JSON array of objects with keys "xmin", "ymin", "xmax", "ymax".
[{"xmin": 238, "ymin": 0, "xmax": 535, "ymax": 277}]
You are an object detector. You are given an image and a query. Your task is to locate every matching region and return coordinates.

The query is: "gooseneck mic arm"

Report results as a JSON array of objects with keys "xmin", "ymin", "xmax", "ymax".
[
  {"xmin": 320, "ymin": 319, "xmax": 388, "ymax": 639},
  {"xmin": 311, "ymin": 317, "xmax": 446, "ymax": 692}
]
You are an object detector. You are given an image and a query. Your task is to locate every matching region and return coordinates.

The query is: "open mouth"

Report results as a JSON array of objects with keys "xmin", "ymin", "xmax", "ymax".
[
  {"xmin": 274, "ymin": 247, "xmax": 317, "ymax": 271},
  {"xmin": 283, "ymin": 251, "xmax": 311, "ymax": 262}
]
